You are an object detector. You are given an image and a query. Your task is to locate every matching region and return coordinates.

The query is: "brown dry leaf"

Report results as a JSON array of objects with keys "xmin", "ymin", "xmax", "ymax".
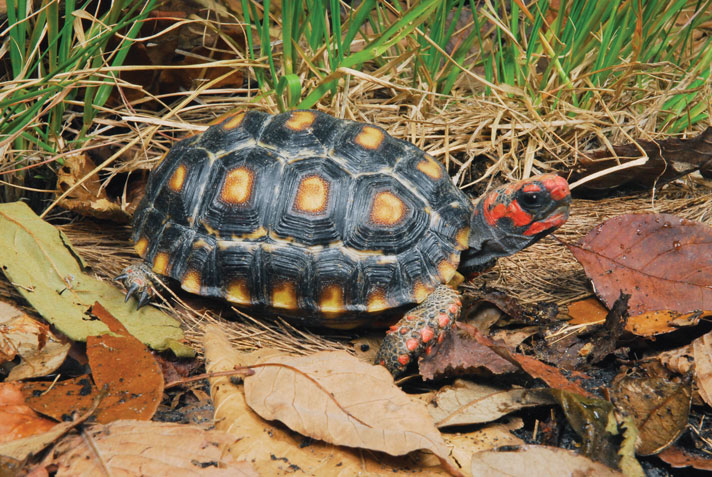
[
  {"xmin": 0, "ymin": 418, "xmax": 75, "ymax": 461},
  {"xmin": 610, "ymin": 374, "xmax": 691, "ymax": 455},
  {"xmin": 550, "ymin": 390, "xmax": 620, "ymax": 468},
  {"xmin": 470, "ymin": 445, "xmax": 623, "ymax": 476},
  {"xmin": 443, "ymin": 420, "xmax": 524, "ymax": 474},
  {"xmin": 426, "ymin": 379, "xmax": 554, "ymax": 428},
  {"xmin": 419, "ymin": 327, "xmax": 518, "ymax": 380},
  {"xmin": 0, "ymin": 301, "xmax": 70, "ymax": 381},
  {"xmin": 464, "ymin": 324, "xmax": 593, "ymax": 397},
  {"xmin": 45, "ymin": 420, "xmax": 255, "ymax": 477},
  {"xmin": 86, "ymin": 302, "xmax": 164, "ymax": 423},
  {"xmin": 571, "ymin": 127, "xmax": 712, "ymax": 192},
  {"xmin": 22, "ymin": 376, "xmax": 99, "ymax": 422},
  {"xmin": 692, "ymin": 331, "xmax": 712, "ymax": 406},
  {"xmin": 569, "ymin": 213, "xmax": 712, "ymax": 316},
  {"xmin": 203, "ymin": 325, "xmax": 456, "ymax": 476},
  {"xmin": 566, "ymin": 297, "xmax": 608, "ymax": 325},
  {"xmin": 625, "ymin": 309, "xmax": 703, "ymax": 336},
  {"xmin": 657, "ymin": 445, "xmax": 712, "ymax": 471},
  {"xmin": 245, "ymin": 350, "xmax": 456, "ymax": 467},
  {"xmin": 657, "ymin": 344, "xmax": 694, "ymax": 375},
  {"xmin": 56, "ymin": 154, "xmax": 130, "ymax": 222},
  {"xmin": 0, "ymin": 383, "xmax": 57, "ymax": 444}
]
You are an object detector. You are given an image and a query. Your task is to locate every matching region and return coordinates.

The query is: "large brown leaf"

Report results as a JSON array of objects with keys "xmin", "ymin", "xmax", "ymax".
[
  {"xmin": 203, "ymin": 325, "xmax": 455, "ymax": 476},
  {"xmin": 86, "ymin": 303, "xmax": 164, "ymax": 423},
  {"xmin": 45, "ymin": 420, "xmax": 255, "ymax": 476},
  {"xmin": 568, "ymin": 213, "xmax": 712, "ymax": 316},
  {"xmin": 244, "ymin": 350, "xmax": 455, "ymax": 466},
  {"xmin": 610, "ymin": 374, "xmax": 692, "ymax": 456},
  {"xmin": 470, "ymin": 445, "xmax": 623, "ymax": 476},
  {"xmin": 426, "ymin": 380, "xmax": 553, "ymax": 428}
]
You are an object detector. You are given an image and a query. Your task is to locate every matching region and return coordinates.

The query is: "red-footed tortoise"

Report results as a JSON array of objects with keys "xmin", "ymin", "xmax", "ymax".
[{"xmin": 118, "ymin": 109, "xmax": 571, "ymax": 377}]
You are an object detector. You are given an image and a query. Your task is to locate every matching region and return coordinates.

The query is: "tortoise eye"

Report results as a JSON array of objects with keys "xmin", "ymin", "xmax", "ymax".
[{"xmin": 518, "ymin": 191, "xmax": 544, "ymax": 209}]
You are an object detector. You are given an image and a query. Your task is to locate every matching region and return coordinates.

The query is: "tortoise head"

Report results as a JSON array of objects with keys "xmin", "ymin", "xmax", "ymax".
[{"xmin": 458, "ymin": 174, "xmax": 571, "ymax": 278}]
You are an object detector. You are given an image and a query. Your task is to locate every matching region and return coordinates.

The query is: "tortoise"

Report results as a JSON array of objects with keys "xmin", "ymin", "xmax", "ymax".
[{"xmin": 118, "ymin": 109, "xmax": 571, "ymax": 377}]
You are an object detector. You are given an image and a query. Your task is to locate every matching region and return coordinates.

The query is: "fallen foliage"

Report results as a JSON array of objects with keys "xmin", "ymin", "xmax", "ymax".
[{"xmin": 41, "ymin": 420, "xmax": 255, "ymax": 476}]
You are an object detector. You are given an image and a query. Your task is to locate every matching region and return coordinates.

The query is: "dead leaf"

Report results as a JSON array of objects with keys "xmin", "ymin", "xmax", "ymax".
[
  {"xmin": 45, "ymin": 420, "xmax": 255, "ymax": 476},
  {"xmin": 470, "ymin": 445, "xmax": 623, "ymax": 476},
  {"xmin": 550, "ymin": 389, "xmax": 620, "ymax": 468},
  {"xmin": 567, "ymin": 297, "xmax": 608, "ymax": 325},
  {"xmin": 0, "ymin": 301, "xmax": 70, "ymax": 380},
  {"xmin": 443, "ymin": 420, "xmax": 524, "ymax": 474},
  {"xmin": 86, "ymin": 302, "xmax": 164, "ymax": 423},
  {"xmin": 0, "ymin": 383, "xmax": 57, "ymax": 444},
  {"xmin": 583, "ymin": 292, "xmax": 629, "ymax": 365},
  {"xmin": 610, "ymin": 374, "xmax": 692, "ymax": 455},
  {"xmin": 657, "ymin": 445, "xmax": 712, "ymax": 470},
  {"xmin": 569, "ymin": 213, "xmax": 712, "ymax": 316},
  {"xmin": 625, "ymin": 309, "xmax": 703, "ymax": 336},
  {"xmin": 0, "ymin": 201, "xmax": 192, "ymax": 357},
  {"xmin": 692, "ymin": 331, "xmax": 712, "ymax": 406},
  {"xmin": 203, "ymin": 325, "xmax": 456, "ymax": 476},
  {"xmin": 571, "ymin": 127, "xmax": 712, "ymax": 192},
  {"xmin": 0, "ymin": 419, "xmax": 75, "ymax": 462},
  {"xmin": 618, "ymin": 416, "xmax": 645, "ymax": 477},
  {"xmin": 463, "ymin": 324, "xmax": 593, "ymax": 397},
  {"xmin": 245, "ymin": 350, "xmax": 456, "ymax": 467},
  {"xmin": 419, "ymin": 327, "xmax": 518, "ymax": 380},
  {"xmin": 56, "ymin": 154, "xmax": 130, "ymax": 222},
  {"xmin": 426, "ymin": 380, "xmax": 554, "ymax": 428},
  {"xmin": 22, "ymin": 376, "xmax": 99, "ymax": 423},
  {"xmin": 657, "ymin": 344, "xmax": 694, "ymax": 375}
]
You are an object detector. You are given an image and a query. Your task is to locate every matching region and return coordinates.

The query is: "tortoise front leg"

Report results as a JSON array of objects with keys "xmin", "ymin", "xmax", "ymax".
[
  {"xmin": 375, "ymin": 285, "xmax": 461, "ymax": 377},
  {"xmin": 115, "ymin": 261, "xmax": 158, "ymax": 308}
]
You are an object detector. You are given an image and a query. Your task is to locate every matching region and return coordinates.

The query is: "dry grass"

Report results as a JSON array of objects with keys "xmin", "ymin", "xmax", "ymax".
[{"xmin": 2, "ymin": 12, "xmax": 712, "ymax": 355}]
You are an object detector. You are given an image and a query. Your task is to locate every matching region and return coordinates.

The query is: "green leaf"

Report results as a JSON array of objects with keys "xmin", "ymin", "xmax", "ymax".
[{"xmin": 0, "ymin": 202, "xmax": 194, "ymax": 357}]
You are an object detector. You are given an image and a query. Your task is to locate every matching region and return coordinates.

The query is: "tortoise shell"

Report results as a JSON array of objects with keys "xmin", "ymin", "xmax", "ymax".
[{"xmin": 131, "ymin": 110, "xmax": 472, "ymax": 325}]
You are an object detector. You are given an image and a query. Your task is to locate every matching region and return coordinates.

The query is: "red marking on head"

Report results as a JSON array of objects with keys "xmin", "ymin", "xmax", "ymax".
[
  {"xmin": 483, "ymin": 199, "xmax": 507, "ymax": 226},
  {"xmin": 421, "ymin": 327, "xmax": 434, "ymax": 343},
  {"xmin": 406, "ymin": 314, "xmax": 417, "ymax": 321},
  {"xmin": 388, "ymin": 325, "xmax": 399, "ymax": 332},
  {"xmin": 399, "ymin": 327, "xmax": 408, "ymax": 335},
  {"xmin": 448, "ymin": 304, "xmax": 459, "ymax": 314},
  {"xmin": 541, "ymin": 174, "xmax": 570, "ymax": 201},
  {"xmin": 506, "ymin": 201, "xmax": 533, "ymax": 226},
  {"xmin": 524, "ymin": 212, "xmax": 568, "ymax": 236},
  {"xmin": 379, "ymin": 360, "xmax": 385, "ymax": 365},
  {"xmin": 426, "ymin": 346, "xmax": 433, "ymax": 355},
  {"xmin": 522, "ymin": 183, "xmax": 542, "ymax": 193},
  {"xmin": 455, "ymin": 300, "xmax": 462, "ymax": 307},
  {"xmin": 438, "ymin": 313, "xmax": 450, "ymax": 328},
  {"xmin": 398, "ymin": 355, "xmax": 410, "ymax": 365}
]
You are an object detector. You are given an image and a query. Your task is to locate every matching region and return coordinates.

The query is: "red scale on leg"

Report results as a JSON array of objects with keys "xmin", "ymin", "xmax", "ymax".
[
  {"xmin": 438, "ymin": 313, "xmax": 450, "ymax": 328},
  {"xmin": 420, "ymin": 326, "xmax": 434, "ymax": 343},
  {"xmin": 406, "ymin": 338, "xmax": 419, "ymax": 351}
]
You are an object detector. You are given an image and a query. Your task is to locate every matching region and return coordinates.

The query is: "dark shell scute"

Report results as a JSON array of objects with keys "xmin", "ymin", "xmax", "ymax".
[
  {"xmin": 198, "ymin": 147, "xmax": 282, "ymax": 239},
  {"xmin": 343, "ymin": 175, "xmax": 428, "ymax": 255}
]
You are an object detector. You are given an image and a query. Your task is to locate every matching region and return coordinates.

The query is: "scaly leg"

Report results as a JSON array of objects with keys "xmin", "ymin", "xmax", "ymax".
[{"xmin": 375, "ymin": 285, "xmax": 461, "ymax": 377}]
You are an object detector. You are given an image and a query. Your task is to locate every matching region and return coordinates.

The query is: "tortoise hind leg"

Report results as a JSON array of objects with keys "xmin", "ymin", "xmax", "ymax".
[
  {"xmin": 115, "ymin": 261, "xmax": 158, "ymax": 308},
  {"xmin": 375, "ymin": 285, "xmax": 461, "ymax": 377}
]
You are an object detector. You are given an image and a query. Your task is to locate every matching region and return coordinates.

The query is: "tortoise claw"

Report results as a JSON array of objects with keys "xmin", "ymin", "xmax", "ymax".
[
  {"xmin": 114, "ymin": 273, "xmax": 129, "ymax": 282},
  {"xmin": 124, "ymin": 283, "xmax": 140, "ymax": 302},
  {"xmin": 137, "ymin": 289, "xmax": 152, "ymax": 309}
]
